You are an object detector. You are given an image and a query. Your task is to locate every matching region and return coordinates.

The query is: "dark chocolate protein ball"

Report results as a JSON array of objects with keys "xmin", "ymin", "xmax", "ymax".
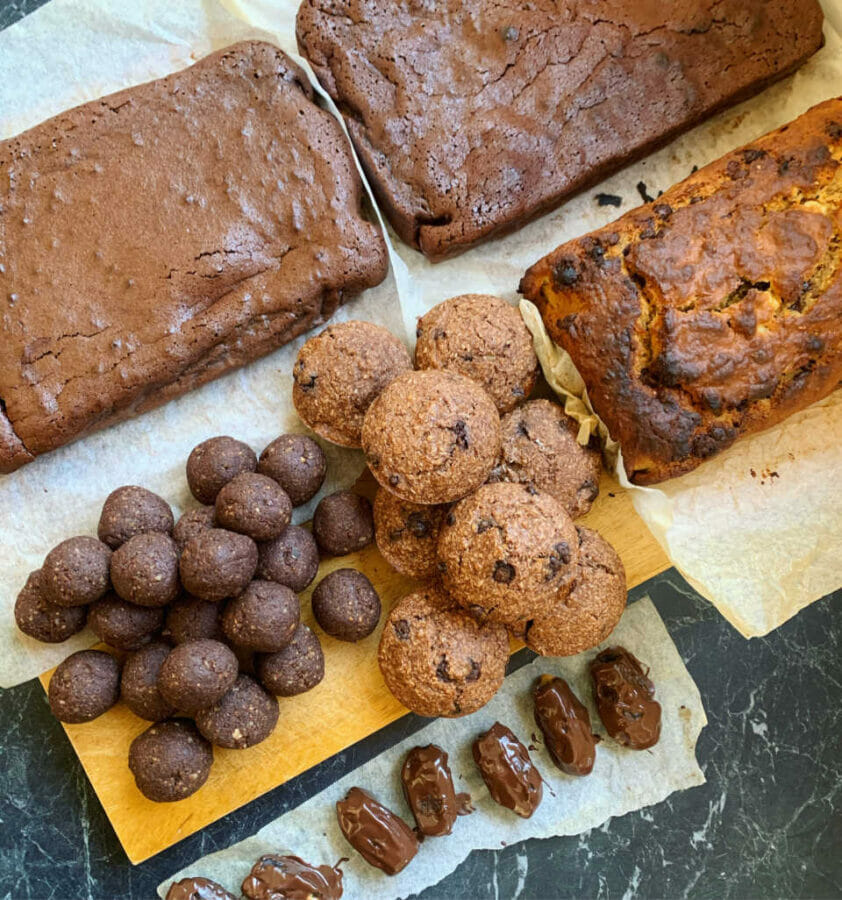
[
  {"xmin": 97, "ymin": 485, "xmax": 175, "ymax": 549},
  {"xmin": 121, "ymin": 642, "xmax": 175, "ymax": 721},
  {"xmin": 179, "ymin": 529, "xmax": 258, "ymax": 602},
  {"xmin": 186, "ymin": 436, "xmax": 257, "ymax": 505},
  {"xmin": 214, "ymin": 472, "xmax": 292, "ymax": 542},
  {"xmin": 258, "ymin": 433, "xmax": 327, "ymax": 506},
  {"xmin": 257, "ymin": 624, "xmax": 325, "ymax": 696},
  {"xmin": 256, "ymin": 525, "xmax": 320, "ymax": 592},
  {"xmin": 312, "ymin": 491, "xmax": 374, "ymax": 556},
  {"xmin": 157, "ymin": 639, "xmax": 239, "ymax": 714},
  {"xmin": 48, "ymin": 649, "xmax": 121, "ymax": 723},
  {"xmin": 195, "ymin": 674, "xmax": 279, "ymax": 749},
  {"xmin": 222, "ymin": 581, "xmax": 300, "ymax": 653},
  {"xmin": 110, "ymin": 533, "xmax": 180, "ymax": 608},
  {"xmin": 88, "ymin": 593, "xmax": 164, "ymax": 650},
  {"xmin": 128, "ymin": 719, "xmax": 213, "ymax": 802},
  {"xmin": 163, "ymin": 595, "xmax": 225, "ymax": 644},
  {"xmin": 41, "ymin": 536, "xmax": 112, "ymax": 608},
  {"xmin": 14, "ymin": 569, "xmax": 87, "ymax": 643},
  {"xmin": 173, "ymin": 506, "xmax": 216, "ymax": 552},
  {"xmin": 312, "ymin": 569, "xmax": 381, "ymax": 642}
]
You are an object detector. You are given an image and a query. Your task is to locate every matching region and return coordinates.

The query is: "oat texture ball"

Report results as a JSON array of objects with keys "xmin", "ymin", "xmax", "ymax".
[
  {"xmin": 172, "ymin": 506, "xmax": 216, "ymax": 551},
  {"xmin": 437, "ymin": 482, "xmax": 579, "ymax": 629},
  {"xmin": 214, "ymin": 472, "xmax": 292, "ymax": 542},
  {"xmin": 157, "ymin": 639, "xmax": 239, "ymax": 714},
  {"xmin": 48, "ymin": 649, "xmax": 121, "ymax": 723},
  {"xmin": 222, "ymin": 581, "xmax": 299, "ymax": 653},
  {"xmin": 14, "ymin": 569, "xmax": 87, "ymax": 643},
  {"xmin": 256, "ymin": 525, "xmax": 320, "ymax": 592},
  {"xmin": 195, "ymin": 674, "xmax": 279, "ymax": 749},
  {"xmin": 186, "ymin": 436, "xmax": 257, "ymax": 505},
  {"xmin": 256, "ymin": 624, "xmax": 325, "ymax": 697},
  {"xmin": 163, "ymin": 595, "xmax": 225, "ymax": 645},
  {"xmin": 378, "ymin": 583, "xmax": 509, "ymax": 718},
  {"xmin": 41, "ymin": 536, "xmax": 112, "ymax": 607},
  {"xmin": 362, "ymin": 370, "xmax": 501, "ymax": 505},
  {"xmin": 525, "ymin": 527, "xmax": 627, "ymax": 657},
  {"xmin": 414, "ymin": 294, "xmax": 539, "ymax": 414},
  {"xmin": 257, "ymin": 434, "xmax": 326, "ymax": 506},
  {"xmin": 292, "ymin": 321, "xmax": 412, "ymax": 447},
  {"xmin": 110, "ymin": 533, "xmax": 180, "ymax": 608},
  {"xmin": 128, "ymin": 719, "xmax": 213, "ymax": 802},
  {"xmin": 373, "ymin": 489, "xmax": 449, "ymax": 579},
  {"xmin": 489, "ymin": 400, "xmax": 602, "ymax": 518},
  {"xmin": 179, "ymin": 529, "xmax": 258, "ymax": 602},
  {"xmin": 87, "ymin": 593, "xmax": 164, "ymax": 650},
  {"xmin": 97, "ymin": 485, "xmax": 174, "ymax": 549},
  {"xmin": 120, "ymin": 642, "xmax": 175, "ymax": 721},
  {"xmin": 312, "ymin": 491, "xmax": 374, "ymax": 556},
  {"xmin": 312, "ymin": 569, "xmax": 381, "ymax": 642}
]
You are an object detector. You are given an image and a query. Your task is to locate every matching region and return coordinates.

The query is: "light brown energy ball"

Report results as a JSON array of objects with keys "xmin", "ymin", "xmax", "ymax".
[
  {"xmin": 414, "ymin": 294, "xmax": 539, "ymax": 414},
  {"xmin": 97, "ymin": 485, "xmax": 174, "ymax": 549},
  {"xmin": 186, "ymin": 436, "xmax": 257, "ymax": 505},
  {"xmin": 14, "ymin": 570, "xmax": 87, "ymax": 643},
  {"xmin": 48, "ymin": 649, "xmax": 121, "ymax": 723},
  {"xmin": 525, "ymin": 527, "xmax": 627, "ymax": 657},
  {"xmin": 373, "ymin": 489, "xmax": 449, "ymax": 579},
  {"xmin": 362, "ymin": 370, "xmax": 501, "ymax": 505},
  {"xmin": 378, "ymin": 584, "xmax": 509, "ymax": 718},
  {"xmin": 215, "ymin": 472, "xmax": 292, "ymax": 542},
  {"xmin": 292, "ymin": 321, "xmax": 412, "ymax": 447},
  {"xmin": 110, "ymin": 533, "xmax": 180, "ymax": 608},
  {"xmin": 489, "ymin": 400, "xmax": 602, "ymax": 518},
  {"xmin": 257, "ymin": 434, "xmax": 327, "ymax": 506},
  {"xmin": 179, "ymin": 529, "xmax": 258, "ymax": 602},
  {"xmin": 41, "ymin": 536, "xmax": 112, "ymax": 608},
  {"xmin": 437, "ymin": 482, "xmax": 579, "ymax": 630}
]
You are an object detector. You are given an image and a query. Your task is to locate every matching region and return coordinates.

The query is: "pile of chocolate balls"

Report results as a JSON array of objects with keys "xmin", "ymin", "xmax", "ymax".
[{"xmin": 15, "ymin": 433, "xmax": 380, "ymax": 802}]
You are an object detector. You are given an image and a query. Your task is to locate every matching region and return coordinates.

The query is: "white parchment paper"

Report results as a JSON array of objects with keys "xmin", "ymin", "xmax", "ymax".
[{"xmin": 157, "ymin": 598, "xmax": 706, "ymax": 900}]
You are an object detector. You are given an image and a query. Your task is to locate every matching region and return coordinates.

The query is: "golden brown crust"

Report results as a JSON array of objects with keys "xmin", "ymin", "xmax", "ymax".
[{"xmin": 520, "ymin": 98, "xmax": 842, "ymax": 484}]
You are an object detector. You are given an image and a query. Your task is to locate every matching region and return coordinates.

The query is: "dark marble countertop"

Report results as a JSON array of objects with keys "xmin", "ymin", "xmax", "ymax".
[{"xmin": 1, "ymin": 3, "xmax": 841, "ymax": 898}]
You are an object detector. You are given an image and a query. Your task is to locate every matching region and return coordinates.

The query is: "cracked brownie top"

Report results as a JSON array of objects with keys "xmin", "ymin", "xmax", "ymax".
[
  {"xmin": 296, "ymin": 0, "xmax": 823, "ymax": 259},
  {"xmin": 520, "ymin": 98, "xmax": 842, "ymax": 485}
]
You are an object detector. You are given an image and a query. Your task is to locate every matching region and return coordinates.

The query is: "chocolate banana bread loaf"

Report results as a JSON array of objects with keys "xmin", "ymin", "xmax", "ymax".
[
  {"xmin": 520, "ymin": 98, "xmax": 842, "ymax": 485},
  {"xmin": 0, "ymin": 41, "xmax": 388, "ymax": 474},
  {"xmin": 296, "ymin": 0, "xmax": 823, "ymax": 260}
]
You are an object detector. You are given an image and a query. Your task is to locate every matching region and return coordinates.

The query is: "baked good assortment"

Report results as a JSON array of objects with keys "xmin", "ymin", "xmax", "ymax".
[
  {"xmin": 0, "ymin": 41, "xmax": 388, "ymax": 474},
  {"xmin": 297, "ymin": 0, "xmax": 823, "ymax": 259},
  {"xmin": 520, "ymin": 98, "xmax": 842, "ymax": 484}
]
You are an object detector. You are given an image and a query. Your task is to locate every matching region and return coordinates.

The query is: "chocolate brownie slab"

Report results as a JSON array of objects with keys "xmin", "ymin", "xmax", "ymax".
[
  {"xmin": 296, "ymin": 0, "xmax": 823, "ymax": 260},
  {"xmin": 0, "ymin": 41, "xmax": 388, "ymax": 473}
]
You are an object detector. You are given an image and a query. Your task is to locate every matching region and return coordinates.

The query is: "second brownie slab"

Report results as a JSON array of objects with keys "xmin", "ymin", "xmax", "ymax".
[{"xmin": 296, "ymin": 0, "xmax": 824, "ymax": 260}]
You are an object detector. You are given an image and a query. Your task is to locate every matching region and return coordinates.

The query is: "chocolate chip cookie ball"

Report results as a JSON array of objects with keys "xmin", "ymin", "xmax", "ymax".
[
  {"xmin": 313, "ymin": 491, "xmax": 374, "ymax": 556},
  {"xmin": 222, "ymin": 581, "xmax": 299, "ymax": 653},
  {"xmin": 293, "ymin": 321, "xmax": 413, "ymax": 447},
  {"xmin": 48, "ymin": 649, "xmax": 121, "ymax": 723},
  {"xmin": 128, "ymin": 719, "xmax": 213, "ymax": 802},
  {"xmin": 163, "ymin": 595, "xmax": 225, "ymax": 644},
  {"xmin": 179, "ymin": 529, "xmax": 258, "ymax": 602},
  {"xmin": 373, "ymin": 489, "xmax": 449, "ymax": 579},
  {"xmin": 214, "ymin": 473, "xmax": 292, "ymax": 542},
  {"xmin": 14, "ymin": 570, "xmax": 87, "ymax": 643},
  {"xmin": 489, "ymin": 400, "xmax": 602, "ymax": 518},
  {"xmin": 41, "ymin": 536, "xmax": 112, "ymax": 608},
  {"xmin": 256, "ymin": 525, "xmax": 320, "ymax": 592},
  {"xmin": 186, "ymin": 436, "xmax": 257, "ymax": 505},
  {"xmin": 121, "ymin": 643, "xmax": 175, "ymax": 721},
  {"xmin": 88, "ymin": 593, "xmax": 164, "ymax": 650},
  {"xmin": 258, "ymin": 434, "xmax": 327, "ymax": 506},
  {"xmin": 362, "ymin": 370, "xmax": 501, "ymax": 505},
  {"xmin": 415, "ymin": 294, "xmax": 539, "ymax": 414},
  {"xmin": 173, "ymin": 506, "xmax": 216, "ymax": 552},
  {"xmin": 437, "ymin": 482, "xmax": 579, "ymax": 630},
  {"xmin": 98, "ymin": 485, "xmax": 174, "ymax": 549},
  {"xmin": 256, "ymin": 624, "xmax": 325, "ymax": 696},
  {"xmin": 157, "ymin": 639, "xmax": 239, "ymax": 714},
  {"xmin": 378, "ymin": 584, "xmax": 509, "ymax": 718},
  {"xmin": 110, "ymin": 533, "xmax": 180, "ymax": 608},
  {"xmin": 525, "ymin": 527, "xmax": 627, "ymax": 657},
  {"xmin": 312, "ymin": 569, "xmax": 381, "ymax": 642},
  {"xmin": 195, "ymin": 674, "xmax": 279, "ymax": 749}
]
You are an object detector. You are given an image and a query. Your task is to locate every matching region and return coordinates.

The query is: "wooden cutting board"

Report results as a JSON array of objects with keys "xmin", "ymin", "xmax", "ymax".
[{"xmin": 38, "ymin": 470, "xmax": 669, "ymax": 863}]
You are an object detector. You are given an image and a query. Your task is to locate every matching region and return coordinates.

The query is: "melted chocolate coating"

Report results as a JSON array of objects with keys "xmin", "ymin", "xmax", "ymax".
[
  {"xmin": 533, "ymin": 675, "xmax": 597, "ymax": 776},
  {"xmin": 590, "ymin": 646, "xmax": 662, "ymax": 750},
  {"xmin": 472, "ymin": 722, "xmax": 543, "ymax": 818},
  {"xmin": 335, "ymin": 787, "xmax": 419, "ymax": 875},
  {"xmin": 401, "ymin": 744, "xmax": 473, "ymax": 837},
  {"xmin": 242, "ymin": 854, "xmax": 343, "ymax": 899},
  {"xmin": 166, "ymin": 876, "xmax": 236, "ymax": 900}
]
